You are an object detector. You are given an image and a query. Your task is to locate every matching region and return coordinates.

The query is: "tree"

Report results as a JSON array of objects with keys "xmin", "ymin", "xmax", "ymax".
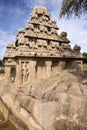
[
  {"xmin": 83, "ymin": 52, "xmax": 87, "ymax": 64},
  {"xmin": 60, "ymin": 0, "xmax": 87, "ymax": 18},
  {"xmin": 0, "ymin": 60, "xmax": 4, "ymax": 67}
]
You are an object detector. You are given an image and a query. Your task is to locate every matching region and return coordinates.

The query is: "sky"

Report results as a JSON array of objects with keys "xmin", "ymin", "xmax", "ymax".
[{"xmin": 0, "ymin": 0, "xmax": 87, "ymax": 59}]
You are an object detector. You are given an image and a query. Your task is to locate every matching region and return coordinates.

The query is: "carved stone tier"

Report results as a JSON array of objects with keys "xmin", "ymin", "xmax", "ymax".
[{"xmin": 3, "ymin": 6, "xmax": 83, "ymax": 85}]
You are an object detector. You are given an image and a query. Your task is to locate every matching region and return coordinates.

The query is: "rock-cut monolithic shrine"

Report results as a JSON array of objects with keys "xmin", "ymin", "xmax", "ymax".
[
  {"xmin": 3, "ymin": 6, "xmax": 83, "ymax": 85},
  {"xmin": 0, "ymin": 6, "xmax": 86, "ymax": 130}
]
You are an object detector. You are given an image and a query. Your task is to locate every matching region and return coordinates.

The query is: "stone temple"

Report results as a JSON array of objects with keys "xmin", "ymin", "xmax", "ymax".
[
  {"xmin": 3, "ymin": 6, "xmax": 83, "ymax": 85},
  {"xmin": 1, "ymin": 6, "xmax": 87, "ymax": 130}
]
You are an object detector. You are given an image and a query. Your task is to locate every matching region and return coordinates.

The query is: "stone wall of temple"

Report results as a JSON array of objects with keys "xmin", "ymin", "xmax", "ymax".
[{"xmin": 3, "ymin": 6, "xmax": 83, "ymax": 85}]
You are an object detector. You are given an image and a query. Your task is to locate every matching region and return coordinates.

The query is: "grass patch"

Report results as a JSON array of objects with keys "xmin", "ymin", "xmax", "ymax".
[{"xmin": 83, "ymin": 64, "xmax": 87, "ymax": 69}]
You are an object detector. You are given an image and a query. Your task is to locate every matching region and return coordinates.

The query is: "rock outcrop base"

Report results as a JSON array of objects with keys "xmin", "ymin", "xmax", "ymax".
[{"xmin": 0, "ymin": 70, "xmax": 87, "ymax": 130}]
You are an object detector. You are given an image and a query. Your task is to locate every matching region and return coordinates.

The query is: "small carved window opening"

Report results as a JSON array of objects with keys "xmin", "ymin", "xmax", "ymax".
[
  {"xmin": 38, "ymin": 14, "xmax": 43, "ymax": 18},
  {"xmin": 34, "ymin": 24, "xmax": 39, "ymax": 28},
  {"xmin": 77, "ymin": 62, "xmax": 81, "ymax": 64},
  {"xmin": 48, "ymin": 27, "xmax": 51, "ymax": 32},
  {"xmin": 29, "ymin": 37, "xmax": 35, "ymax": 42},
  {"xmin": 48, "ymin": 40, "xmax": 50, "ymax": 45}
]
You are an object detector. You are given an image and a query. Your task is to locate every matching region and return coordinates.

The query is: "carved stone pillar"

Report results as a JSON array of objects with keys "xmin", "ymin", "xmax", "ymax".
[
  {"xmin": 41, "ymin": 65, "xmax": 46, "ymax": 79},
  {"xmin": 75, "ymin": 60, "xmax": 83, "ymax": 71},
  {"xmin": 4, "ymin": 66, "xmax": 11, "ymax": 82},
  {"xmin": 51, "ymin": 61, "xmax": 59, "ymax": 76},
  {"xmin": 45, "ymin": 61, "xmax": 52, "ymax": 77},
  {"xmin": 58, "ymin": 61, "xmax": 65, "ymax": 72},
  {"xmin": 15, "ymin": 60, "xmax": 22, "ymax": 85},
  {"xmin": 29, "ymin": 60, "xmax": 37, "ymax": 82},
  {"xmin": 37, "ymin": 65, "xmax": 42, "ymax": 79}
]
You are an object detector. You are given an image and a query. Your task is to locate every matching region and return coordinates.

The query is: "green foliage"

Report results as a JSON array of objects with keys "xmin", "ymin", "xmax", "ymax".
[
  {"xmin": 83, "ymin": 53, "xmax": 87, "ymax": 65},
  {"xmin": 0, "ymin": 60, "xmax": 4, "ymax": 67},
  {"xmin": 83, "ymin": 64, "xmax": 87, "ymax": 69},
  {"xmin": 83, "ymin": 52, "xmax": 87, "ymax": 59},
  {"xmin": 60, "ymin": 0, "xmax": 87, "ymax": 18}
]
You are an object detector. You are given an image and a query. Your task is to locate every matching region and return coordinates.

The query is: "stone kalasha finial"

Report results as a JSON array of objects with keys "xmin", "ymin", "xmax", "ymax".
[
  {"xmin": 73, "ymin": 44, "xmax": 81, "ymax": 52},
  {"xmin": 32, "ymin": 6, "xmax": 50, "ymax": 17},
  {"xmin": 61, "ymin": 32, "xmax": 67, "ymax": 37},
  {"xmin": 60, "ymin": 32, "xmax": 70, "ymax": 43}
]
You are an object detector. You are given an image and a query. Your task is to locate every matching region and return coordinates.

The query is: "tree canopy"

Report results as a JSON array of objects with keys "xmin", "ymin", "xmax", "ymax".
[
  {"xmin": 83, "ymin": 52, "xmax": 87, "ymax": 64},
  {"xmin": 0, "ymin": 60, "xmax": 4, "ymax": 67},
  {"xmin": 60, "ymin": 0, "xmax": 87, "ymax": 18}
]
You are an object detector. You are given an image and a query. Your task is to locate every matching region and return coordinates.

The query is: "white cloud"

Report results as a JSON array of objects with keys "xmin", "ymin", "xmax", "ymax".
[
  {"xmin": 22, "ymin": 0, "xmax": 61, "ymax": 14},
  {"xmin": 8, "ymin": 6, "xmax": 26, "ymax": 18},
  {"xmin": 58, "ymin": 17, "xmax": 87, "ymax": 52}
]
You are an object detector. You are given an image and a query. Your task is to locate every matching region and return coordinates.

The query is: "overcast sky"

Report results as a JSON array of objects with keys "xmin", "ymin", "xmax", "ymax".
[{"xmin": 0, "ymin": 0, "xmax": 87, "ymax": 59}]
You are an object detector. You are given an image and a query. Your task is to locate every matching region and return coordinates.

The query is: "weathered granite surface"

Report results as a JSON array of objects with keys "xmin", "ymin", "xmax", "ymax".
[
  {"xmin": 0, "ymin": 6, "xmax": 85, "ymax": 130},
  {"xmin": 0, "ymin": 69, "xmax": 87, "ymax": 130}
]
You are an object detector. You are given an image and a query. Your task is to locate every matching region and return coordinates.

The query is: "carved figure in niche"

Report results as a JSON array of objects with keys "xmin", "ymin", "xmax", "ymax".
[
  {"xmin": 34, "ymin": 24, "xmax": 39, "ymax": 33},
  {"xmin": 50, "ymin": 41, "xmax": 56, "ymax": 50},
  {"xmin": 29, "ymin": 38, "xmax": 35, "ymax": 48},
  {"xmin": 22, "ymin": 62, "xmax": 29, "ymax": 83},
  {"xmin": 10, "ymin": 67, "xmax": 16, "ymax": 83},
  {"xmin": 40, "ymin": 25, "xmax": 45, "ymax": 32}
]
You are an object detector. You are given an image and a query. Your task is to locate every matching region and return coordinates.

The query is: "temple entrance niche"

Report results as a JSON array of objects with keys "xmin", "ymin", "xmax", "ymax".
[
  {"xmin": 52, "ymin": 60, "xmax": 59, "ymax": 75},
  {"xmin": 65, "ymin": 60, "xmax": 75, "ymax": 70},
  {"xmin": 36, "ymin": 59, "xmax": 46, "ymax": 79},
  {"xmin": 10, "ymin": 67, "xmax": 16, "ymax": 82}
]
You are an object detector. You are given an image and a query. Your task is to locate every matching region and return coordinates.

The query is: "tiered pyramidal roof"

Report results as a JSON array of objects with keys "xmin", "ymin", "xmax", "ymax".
[{"xmin": 4, "ymin": 6, "xmax": 82, "ymax": 58}]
